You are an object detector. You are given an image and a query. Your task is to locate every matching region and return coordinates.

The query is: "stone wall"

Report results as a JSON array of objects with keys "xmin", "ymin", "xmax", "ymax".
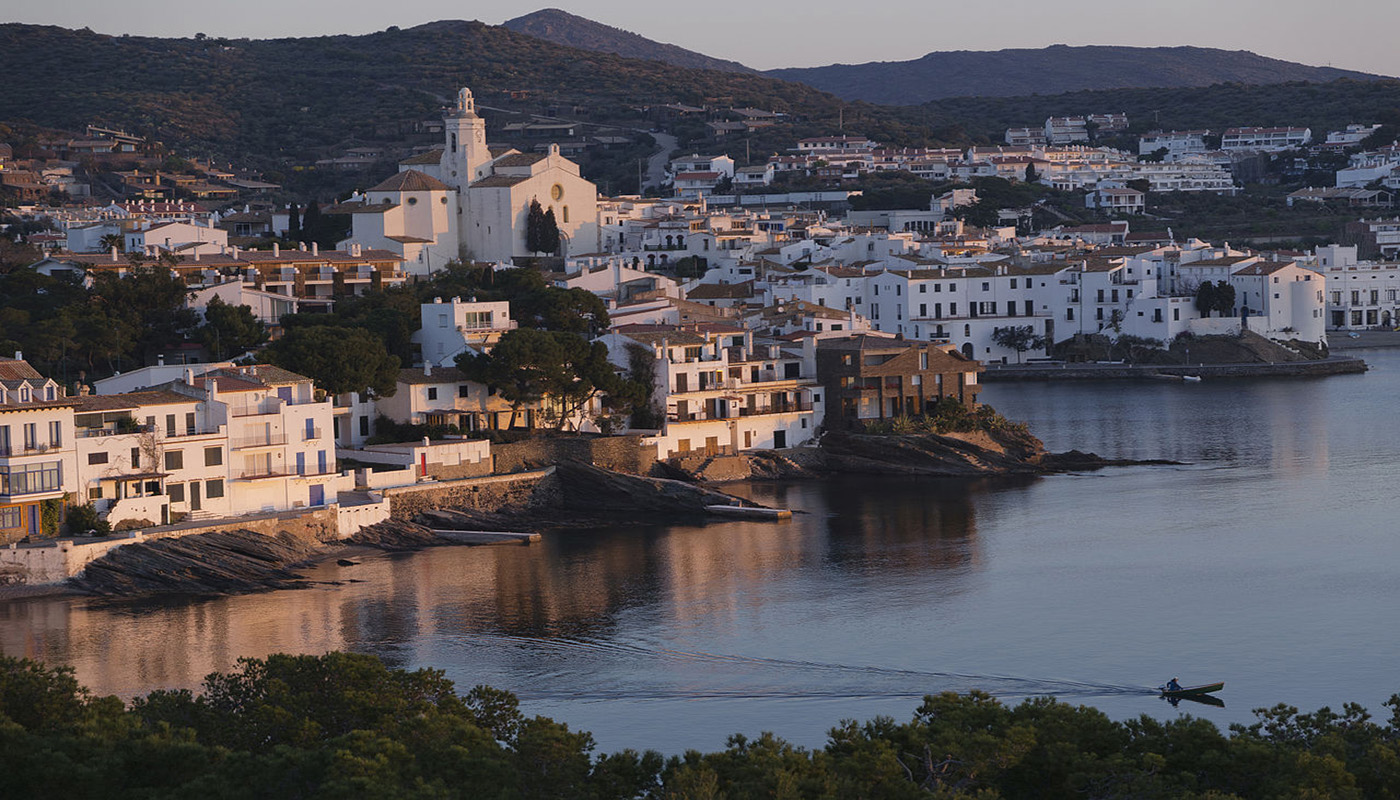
[
  {"xmin": 383, "ymin": 468, "xmax": 557, "ymax": 520},
  {"xmin": 492, "ymin": 435, "xmax": 657, "ymax": 475}
]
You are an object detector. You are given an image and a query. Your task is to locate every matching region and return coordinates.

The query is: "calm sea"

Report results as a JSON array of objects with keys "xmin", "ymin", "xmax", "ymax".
[{"xmin": 3, "ymin": 349, "xmax": 1397, "ymax": 754}]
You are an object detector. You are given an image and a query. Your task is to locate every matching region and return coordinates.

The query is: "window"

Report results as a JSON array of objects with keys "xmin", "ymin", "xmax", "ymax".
[
  {"xmin": 168, "ymin": 483, "xmax": 185, "ymax": 504},
  {"xmin": 0, "ymin": 506, "xmax": 19, "ymax": 530},
  {"xmin": 206, "ymin": 479, "xmax": 225, "ymax": 499},
  {"xmin": 166, "ymin": 414, "xmax": 176, "ymax": 436},
  {"xmin": 88, "ymin": 452, "xmax": 109, "ymax": 465},
  {"xmin": 427, "ymin": 387, "xmax": 438, "ymax": 401},
  {"xmin": 919, "ymin": 284, "xmax": 927, "ymax": 293},
  {"xmin": 205, "ymin": 447, "xmax": 222, "ymax": 467},
  {"xmin": 48, "ymin": 421, "xmax": 61, "ymax": 448},
  {"xmin": 164, "ymin": 450, "xmax": 183, "ymax": 471},
  {"xmin": 1173, "ymin": 308, "xmax": 1180, "ymax": 321},
  {"xmin": 1066, "ymin": 308, "xmax": 1075, "ymax": 321},
  {"xmin": 89, "ymin": 487, "xmax": 103, "ymax": 500},
  {"xmin": 359, "ymin": 416, "xmax": 369, "ymax": 437},
  {"xmin": 131, "ymin": 447, "xmax": 140, "ymax": 469},
  {"xmin": 919, "ymin": 304, "xmax": 927, "ymax": 317},
  {"xmin": 23, "ymin": 423, "xmax": 36, "ymax": 451},
  {"xmin": 0, "ymin": 462, "xmax": 62, "ymax": 496},
  {"xmin": 1010, "ymin": 278, "xmax": 1018, "ymax": 289},
  {"xmin": 982, "ymin": 282, "xmax": 990, "ymax": 292},
  {"xmin": 458, "ymin": 385, "xmax": 470, "ymax": 398},
  {"xmin": 185, "ymin": 413, "xmax": 196, "ymax": 435}
]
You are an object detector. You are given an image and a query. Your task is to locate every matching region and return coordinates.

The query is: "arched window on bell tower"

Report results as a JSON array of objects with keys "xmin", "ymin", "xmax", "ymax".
[{"xmin": 450, "ymin": 133, "xmax": 457, "ymax": 153}]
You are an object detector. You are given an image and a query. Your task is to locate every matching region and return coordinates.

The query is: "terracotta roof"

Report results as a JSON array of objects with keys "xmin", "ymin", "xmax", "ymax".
[
  {"xmin": 399, "ymin": 149, "xmax": 444, "ymax": 166},
  {"xmin": 687, "ymin": 282, "xmax": 754, "ymax": 300},
  {"xmin": 397, "ymin": 367, "xmax": 467, "ymax": 385},
  {"xmin": 471, "ymin": 175, "xmax": 529, "ymax": 188},
  {"xmin": 0, "ymin": 358, "xmax": 44, "ymax": 380},
  {"xmin": 369, "ymin": 170, "xmax": 450, "ymax": 193},
  {"xmin": 1232, "ymin": 261, "xmax": 1296, "ymax": 276},
  {"xmin": 493, "ymin": 153, "xmax": 547, "ymax": 168},
  {"xmin": 73, "ymin": 390, "xmax": 192, "ymax": 412}
]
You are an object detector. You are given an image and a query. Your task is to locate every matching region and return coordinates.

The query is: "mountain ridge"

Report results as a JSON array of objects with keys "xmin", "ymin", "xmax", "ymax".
[
  {"xmin": 767, "ymin": 44, "xmax": 1387, "ymax": 105},
  {"xmin": 502, "ymin": 8, "xmax": 755, "ymax": 74}
]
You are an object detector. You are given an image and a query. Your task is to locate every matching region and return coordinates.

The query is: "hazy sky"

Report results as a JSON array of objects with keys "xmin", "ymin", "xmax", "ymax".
[{"xmin": 7, "ymin": 0, "xmax": 1399, "ymax": 76}]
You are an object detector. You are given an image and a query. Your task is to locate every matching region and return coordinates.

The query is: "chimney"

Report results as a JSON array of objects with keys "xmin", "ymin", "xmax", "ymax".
[
  {"xmin": 111, "ymin": 246, "xmax": 119, "ymax": 262},
  {"xmin": 157, "ymin": 354, "xmax": 165, "ymax": 367},
  {"xmin": 312, "ymin": 241, "xmax": 319, "ymax": 256},
  {"xmin": 194, "ymin": 249, "xmax": 200, "ymax": 262},
  {"xmin": 273, "ymin": 242, "xmax": 279, "ymax": 257},
  {"xmin": 424, "ymin": 362, "xmax": 432, "ymax": 376},
  {"xmin": 13, "ymin": 350, "xmax": 21, "ymax": 361}
]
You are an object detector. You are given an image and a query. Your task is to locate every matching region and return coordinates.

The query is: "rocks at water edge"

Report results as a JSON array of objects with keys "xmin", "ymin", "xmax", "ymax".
[{"xmin": 71, "ymin": 530, "xmax": 322, "ymax": 597}]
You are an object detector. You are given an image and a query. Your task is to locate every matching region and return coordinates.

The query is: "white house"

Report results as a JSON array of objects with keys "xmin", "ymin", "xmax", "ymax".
[{"xmin": 417, "ymin": 296, "xmax": 517, "ymax": 368}]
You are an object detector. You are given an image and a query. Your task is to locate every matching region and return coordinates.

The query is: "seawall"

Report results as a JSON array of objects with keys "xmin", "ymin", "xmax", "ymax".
[{"xmin": 982, "ymin": 357, "xmax": 1368, "ymax": 382}]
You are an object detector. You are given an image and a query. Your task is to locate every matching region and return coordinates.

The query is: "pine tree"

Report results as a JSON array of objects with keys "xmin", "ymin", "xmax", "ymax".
[{"xmin": 287, "ymin": 202, "xmax": 300, "ymax": 239}]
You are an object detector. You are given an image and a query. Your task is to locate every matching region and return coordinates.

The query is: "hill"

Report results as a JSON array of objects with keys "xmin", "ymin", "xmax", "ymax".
[
  {"xmin": 768, "ymin": 45, "xmax": 1386, "ymax": 105},
  {"xmin": 0, "ymin": 21, "xmax": 834, "ymax": 164},
  {"xmin": 502, "ymin": 8, "xmax": 754, "ymax": 74}
]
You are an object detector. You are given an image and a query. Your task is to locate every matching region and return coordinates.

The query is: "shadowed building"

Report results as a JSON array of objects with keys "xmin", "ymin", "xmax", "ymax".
[{"xmin": 816, "ymin": 334, "xmax": 982, "ymax": 429}]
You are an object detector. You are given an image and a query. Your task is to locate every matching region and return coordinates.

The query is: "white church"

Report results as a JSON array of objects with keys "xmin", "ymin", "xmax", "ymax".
[{"xmin": 339, "ymin": 87, "xmax": 601, "ymax": 273}]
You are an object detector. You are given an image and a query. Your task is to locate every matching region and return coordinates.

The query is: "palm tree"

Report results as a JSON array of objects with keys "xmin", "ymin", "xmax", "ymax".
[{"xmin": 98, "ymin": 233, "xmax": 123, "ymax": 253}]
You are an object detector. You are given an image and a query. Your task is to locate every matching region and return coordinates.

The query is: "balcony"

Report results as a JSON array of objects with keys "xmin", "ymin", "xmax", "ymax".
[
  {"xmin": 231, "ymin": 434, "xmax": 288, "ymax": 450},
  {"xmin": 303, "ymin": 428, "xmax": 323, "ymax": 441},
  {"xmin": 230, "ymin": 400, "xmax": 283, "ymax": 417},
  {"xmin": 0, "ymin": 443, "xmax": 60, "ymax": 457}
]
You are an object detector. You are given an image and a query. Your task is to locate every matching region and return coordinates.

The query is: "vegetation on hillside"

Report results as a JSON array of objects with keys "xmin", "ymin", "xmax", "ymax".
[
  {"xmin": 769, "ymin": 44, "xmax": 1383, "ymax": 105},
  {"xmin": 502, "ymin": 8, "xmax": 755, "ymax": 74},
  {"xmin": 7, "ymin": 650, "xmax": 1400, "ymax": 798}
]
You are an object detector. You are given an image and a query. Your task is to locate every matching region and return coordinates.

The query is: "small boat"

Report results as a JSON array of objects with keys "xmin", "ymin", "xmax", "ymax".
[
  {"xmin": 1160, "ymin": 681, "xmax": 1224, "ymax": 697},
  {"xmin": 1181, "ymin": 375, "xmax": 1203, "ymax": 382}
]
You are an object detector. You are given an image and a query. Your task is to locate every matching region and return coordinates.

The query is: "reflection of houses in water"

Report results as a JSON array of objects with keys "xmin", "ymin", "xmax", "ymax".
[{"xmin": 5, "ymin": 479, "xmax": 999, "ymax": 697}]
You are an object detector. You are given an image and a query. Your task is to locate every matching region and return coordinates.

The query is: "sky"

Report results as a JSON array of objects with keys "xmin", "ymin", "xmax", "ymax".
[{"xmin": 6, "ymin": 0, "xmax": 1399, "ymax": 76}]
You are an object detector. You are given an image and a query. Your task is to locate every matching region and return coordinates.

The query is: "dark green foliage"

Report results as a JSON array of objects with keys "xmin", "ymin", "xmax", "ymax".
[
  {"xmin": 1214, "ymin": 281, "xmax": 1238, "ymax": 315},
  {"xmin": 196, "ymin": 296, "xmax": 268, "ymax": 360},
  {"xmin": 525, "ymin": 199, "xmax": 546, "ymax": 254},
  {"xmin": 991, "ymin": 325, "xmax": 1044, "ymax": 363},
  {"xmin": 1196, "ymin": 280, "xmax": 1218, "ymax": 316},
  {"xmin": 12, "ymin": 652, "xmax": 1400, "ymax": 797},
  {"xmin": 64, "ymin": 503, "xmax": 110, "ymax": 537},
  {"xmin": 260, "ymin": 325, "xmax": 399, "ymax": 397},
  {"xmin": 456, "ymin": 327, "xmax": 638, "ymax": 429},
  {"xmin": 540, "ymin": 207, "xmax": 561, "ymax": 256},
  {"xmin": 287, "ymin": 202, "xmax": 300, "ymax": 237}
]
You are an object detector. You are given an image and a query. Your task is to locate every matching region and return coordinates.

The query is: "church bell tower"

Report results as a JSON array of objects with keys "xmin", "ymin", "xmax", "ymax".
[{"xmin": 440, "ymin": 87, "xmax": 490, "ymax": 190}]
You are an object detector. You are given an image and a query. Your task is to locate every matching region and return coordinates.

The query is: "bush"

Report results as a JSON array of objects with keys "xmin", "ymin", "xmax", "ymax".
[{"xmin": 64, "ymin": 503, "xmax": 110, "ymax": 537}]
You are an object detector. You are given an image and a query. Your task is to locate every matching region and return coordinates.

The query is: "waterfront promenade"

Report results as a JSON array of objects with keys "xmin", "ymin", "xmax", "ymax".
[{"xmin": 982, "ymin": 355, "xmax": 1368, "ymax": 382}]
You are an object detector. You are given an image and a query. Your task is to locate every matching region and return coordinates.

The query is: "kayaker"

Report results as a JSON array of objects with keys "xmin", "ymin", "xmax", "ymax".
[{"xmin": 1165, "ymin": 677, "xmax": 1182, "ymax": 692}]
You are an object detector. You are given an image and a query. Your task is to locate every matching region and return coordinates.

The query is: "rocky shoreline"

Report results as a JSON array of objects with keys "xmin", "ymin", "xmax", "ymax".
[{"xmin": 63, "ymin": 430, "xmax": 1173, "ymax": 598}]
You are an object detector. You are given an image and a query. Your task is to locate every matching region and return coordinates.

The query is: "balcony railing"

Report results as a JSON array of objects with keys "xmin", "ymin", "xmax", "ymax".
[
  {"xmin": 231, "ymin": 434, "xmax": 288, "ymax": 450},
  {"xmin": 230, "ymin": 400, "xmax": 283, "ymax": 417},
  {"xmin": 303, "ymin": 428, "xmax": 323, "ymax": 441},
  {"xmin": 0, "ymin": 443, "xmax": 59, "ymax": 457}
]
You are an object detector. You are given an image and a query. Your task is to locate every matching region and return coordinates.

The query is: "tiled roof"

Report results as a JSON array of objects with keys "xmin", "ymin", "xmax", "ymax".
[
  {"xmin": 399, "ymin": 149, "xmax": 444, "ymax": 166},
  {"xmin": 397, "ymin": 367, "xmax": 467, "ymax": 385},
  {"xmin": 369, "ymin": 170, "xmax": 450, "ymax": 193},
  {"xmin": 471, "ymin": 175, "xmax": 529, "ymax": 188},
  {"xmin": 73, "ymin": 390, "xmax": 192, "ymax": 412},
  {"xmin": 493, "ymin": 153, "xmax": 548, "ymax": 168},
  {"xmin": 0, "ymin": 358, "xmax": 44, "ymax": 380}
]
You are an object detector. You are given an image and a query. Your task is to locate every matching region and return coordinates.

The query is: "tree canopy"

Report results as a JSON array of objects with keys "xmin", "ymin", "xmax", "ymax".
[
  {"xmin": 260, "ymin": 325, "xmax": 399, "ymax": 397},
  {"xmin": 456, "ymin": 327, "xmax": 637, "ymax": 429},
  {"xmin": 9, "ymin": 651, "xmax": 1400, "ymax": 798}
]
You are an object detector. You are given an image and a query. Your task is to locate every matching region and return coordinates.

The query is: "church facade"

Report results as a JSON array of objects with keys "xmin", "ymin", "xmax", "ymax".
[{"xmin": 339, "ymin": 87, "xmax": 600, "ymax": 273}]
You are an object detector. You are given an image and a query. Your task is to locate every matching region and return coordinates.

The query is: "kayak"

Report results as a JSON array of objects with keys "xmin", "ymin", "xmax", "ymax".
[{"xmin": 1161, "ymin": 681, "xmax": 1224, "ymax": 697}]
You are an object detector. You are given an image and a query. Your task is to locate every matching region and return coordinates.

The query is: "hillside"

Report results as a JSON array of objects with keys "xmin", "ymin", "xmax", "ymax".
[
  {"xmin": 503, "ymin": 8, "xmax": 754, "ymax": 74},
  {"xmin": 768, "ymin": 45, "xmax": 1386, "ymax": 105},
  {"xmin": 0, "ymin": 21, "xmax": 836, "ymax": 163}
]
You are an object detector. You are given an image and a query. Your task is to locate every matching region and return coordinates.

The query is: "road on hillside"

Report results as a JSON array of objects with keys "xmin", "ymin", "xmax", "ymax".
[{"xmin": 642, "ymin": 132, "xmax": 678, "ymax": 193}]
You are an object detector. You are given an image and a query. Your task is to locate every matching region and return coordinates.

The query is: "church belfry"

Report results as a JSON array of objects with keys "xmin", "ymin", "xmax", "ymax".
[{"xmin": 441, "ymin": 87, "xmax": 489, "ymax": 189}]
